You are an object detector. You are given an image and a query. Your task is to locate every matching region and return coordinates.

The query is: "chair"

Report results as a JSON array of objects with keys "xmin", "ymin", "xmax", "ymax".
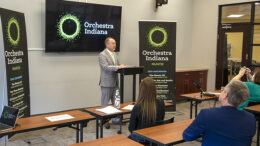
[
  {"xmin": 144, "ymin": 117, "xmax": 175, "ymax": 146},
  {"xmin": 247, "ymin": 102, "xmax": 260, "ymax": 107},
  {"xmin": 151, "ymin": 117, "xmax": 175, "ymax": 127},
  {"xmin": 129, "ymin": 117, "xmax": 175, "ymax": 146},
  {"xmin": 247, "ymin": 102, "xmax": 260, "ymax": 121}
]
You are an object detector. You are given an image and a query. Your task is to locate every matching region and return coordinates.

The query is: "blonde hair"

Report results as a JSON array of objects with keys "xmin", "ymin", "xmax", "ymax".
[{"xmin": 136, "ymin": 77, "xmax": 157, "ymax": 123}]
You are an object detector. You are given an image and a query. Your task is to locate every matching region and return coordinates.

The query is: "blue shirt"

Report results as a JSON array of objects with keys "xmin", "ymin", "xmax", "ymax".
[{"xmin": 183, "ymin": 106, "xmax": 256, "ymax": 146}]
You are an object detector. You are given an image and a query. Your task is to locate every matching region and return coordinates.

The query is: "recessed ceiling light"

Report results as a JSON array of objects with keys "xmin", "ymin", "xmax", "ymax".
[{"xmin": 227, "ymin": 14, "xmax": 244, "ymax": 18}]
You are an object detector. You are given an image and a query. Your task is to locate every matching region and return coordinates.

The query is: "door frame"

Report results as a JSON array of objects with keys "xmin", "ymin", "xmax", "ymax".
[
  {"xmin": 216, "ymin": 1, "xmax": 260, "ymax": 89},
  {"xmin": 215, "ymin": 24, "xmax": 251, "ymax": 89}
]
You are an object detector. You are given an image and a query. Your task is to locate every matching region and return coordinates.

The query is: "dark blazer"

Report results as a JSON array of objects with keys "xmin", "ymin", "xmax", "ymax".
[
  {"xmin": 128, "ymin": 99, "xmax": 165, "ymax": 133},
  {"xmin": 183, "ymin": 106, "xmax": 256, "ymax": 146}
]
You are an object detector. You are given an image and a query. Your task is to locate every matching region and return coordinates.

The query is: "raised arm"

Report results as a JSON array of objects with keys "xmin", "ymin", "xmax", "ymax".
[
  {"xmin": 233, "ymin": 67, "xmax": 246, "ymax": 81},
  {"xmin": 245, "ymin": 68, "xmax": 253, "ymax": 82}
]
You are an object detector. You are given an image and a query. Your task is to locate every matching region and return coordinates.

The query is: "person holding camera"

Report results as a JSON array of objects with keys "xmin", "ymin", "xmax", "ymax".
[{"xmin": 233, "ymin": 67, "xmax": 260, "ymax": 110}]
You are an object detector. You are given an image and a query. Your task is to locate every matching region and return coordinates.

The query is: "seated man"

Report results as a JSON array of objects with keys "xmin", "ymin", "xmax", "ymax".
[{"xmin": 183, "ymin": 80, "xmax": 256, "ymax": 146}]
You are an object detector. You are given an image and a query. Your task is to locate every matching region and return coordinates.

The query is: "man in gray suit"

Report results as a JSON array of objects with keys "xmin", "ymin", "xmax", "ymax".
[{"xmin": 99, "ymin": 37, "xmax": 125, "ymax": 106}]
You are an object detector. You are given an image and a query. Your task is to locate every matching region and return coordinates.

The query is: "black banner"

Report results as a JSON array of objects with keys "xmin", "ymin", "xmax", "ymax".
[
  {"xmin": 139, "ymin": 21, "xmax": 176, "ymax": 109},
  {"xmin": 0, "ymin": 8, "xmax": 30, "ymax": 117}
]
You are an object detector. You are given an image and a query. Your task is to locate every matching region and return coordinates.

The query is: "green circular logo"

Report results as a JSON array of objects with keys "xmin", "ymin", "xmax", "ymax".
[
  {"xmin": 7, "ymin": 17, "xmax": 20, "ymax": 46},
  {"xmin": 57, "ymin": 14, "xmax": 81, "ymax": 41},
  {"xmin": 148, "ymin": 26, "xmax": 167, "ymax": 47}
]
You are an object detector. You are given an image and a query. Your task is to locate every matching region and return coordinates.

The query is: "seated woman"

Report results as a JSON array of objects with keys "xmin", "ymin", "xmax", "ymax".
[
  {"xmin": 233, "ymin": 67, "xmax": 260, "ymax": 110},
  {"xmin": 128, "ymin": 77, "xmax": 165, "ymax": 143}
]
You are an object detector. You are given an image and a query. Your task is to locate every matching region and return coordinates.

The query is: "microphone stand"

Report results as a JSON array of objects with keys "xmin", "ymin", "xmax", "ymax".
[{"xmin": 200, "ymin": 89, "xmax": 204, "ymax": 98}]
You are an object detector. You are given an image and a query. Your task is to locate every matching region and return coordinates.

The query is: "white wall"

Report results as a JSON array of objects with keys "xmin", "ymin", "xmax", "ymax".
[
  {"xmin": 0, "ymin": 0, "xmax": 193, "ymax": 114},
  {"xmin": 191, "ymin": 0, "xmax": 257, "ymax": 90}
]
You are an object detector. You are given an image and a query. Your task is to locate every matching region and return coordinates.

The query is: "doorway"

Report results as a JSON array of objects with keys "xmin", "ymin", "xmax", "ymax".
[
  {"xmin": 216, "ymin": 24, "xmax": 251, "ymax": 89},
  {"xmin": 216, "ymin": 2, "xmax": 260, "ymax": 89}
]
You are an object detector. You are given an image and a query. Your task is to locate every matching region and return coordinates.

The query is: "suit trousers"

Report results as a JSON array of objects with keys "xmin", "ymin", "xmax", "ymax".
[{"xmin": 101, "ymin": 87, "xmax": 117, "ymax": 106}]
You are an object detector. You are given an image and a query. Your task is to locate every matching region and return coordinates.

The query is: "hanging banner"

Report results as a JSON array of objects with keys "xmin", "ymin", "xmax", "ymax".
[
  {"xmin": 139, "ymin": 21, "xmax": 176, "ymax": 109},
  {"xmin": 0, "ymin": 8, "xmax": 30, "ymax": 118}
]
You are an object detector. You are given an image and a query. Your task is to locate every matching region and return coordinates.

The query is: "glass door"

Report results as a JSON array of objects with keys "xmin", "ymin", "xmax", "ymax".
[
  {"xmin": 216, "ymin": 3, "xmax": 254, "ymax": 89},
  {"xmin": 226, "ymin": 32, "xmax": 243, "ymax": 82},
  {"xmin": 216, "ymin": 24, "xmax": 251, "ymax": 89}
]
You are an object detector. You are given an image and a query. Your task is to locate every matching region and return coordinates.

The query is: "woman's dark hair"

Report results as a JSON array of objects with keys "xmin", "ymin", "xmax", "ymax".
[{"xmin": 254, "ymin": 68, "xmax": 260, "ymax": 85}]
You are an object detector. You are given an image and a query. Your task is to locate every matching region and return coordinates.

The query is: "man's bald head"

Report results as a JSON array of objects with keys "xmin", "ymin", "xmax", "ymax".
[{"xmin": 105, "ymin": 37, "xmax": 116, "ymax": 52}]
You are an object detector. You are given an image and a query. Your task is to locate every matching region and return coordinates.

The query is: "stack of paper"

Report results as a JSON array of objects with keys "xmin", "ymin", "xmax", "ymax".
[
  {"xmin": 122, "ymin": 105, "xmax": 134, "ymax": 110},
  {"xmin": 45, "ymin": 114, "xmax": 74, "ymax": 122},
  {"xmin": 96, "ymin": 106, "xmax": 122, "ymax": 114}
]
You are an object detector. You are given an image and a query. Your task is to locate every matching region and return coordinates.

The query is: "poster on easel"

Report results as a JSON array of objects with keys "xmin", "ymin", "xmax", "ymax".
[
  {"xmin": 0, "ymin": 8, "xmax": 30, "ymax": 118},
  {"xmin": 139, "ymin": 21, "xmax": 176, "ymax": 110}
]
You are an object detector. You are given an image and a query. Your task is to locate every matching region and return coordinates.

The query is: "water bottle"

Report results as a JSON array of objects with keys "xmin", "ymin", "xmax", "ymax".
[{"xmin": 114, "ymin": 89, "xmax": 120, "ymax": 109}]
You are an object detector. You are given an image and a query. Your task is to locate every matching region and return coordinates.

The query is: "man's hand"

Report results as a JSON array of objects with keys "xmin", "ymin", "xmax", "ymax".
[
  {"xmin": 238, "ymin": 67, "xmax": 246, "ymax": 77},
  {"xmin": 245, "ymin": 68, "xmax": 253, "ymax": 82},
  {"xmin": 233, "ymin": 67, "xmax": 248, "ymax": 81},
  {"xmin": 245, "ymin": 68, "xmax": 251, "ymax": 75},
  {"xmin": 118, "ymin": 64, "xmax": 126, "ymax": 69}
]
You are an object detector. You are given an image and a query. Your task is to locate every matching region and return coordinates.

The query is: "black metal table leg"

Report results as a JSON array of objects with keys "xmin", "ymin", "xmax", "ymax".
[
  {"xmin": 257, "ymin": 118, "xmax": 259, "ymax": 146},
  {"xmin": 190, "ymin": 100, "xmax": 193, "ymax": 119},
  {"xmin": 100, "ymin": 118, "xmax": 104, "ymax": 138},
  {"xmin": 133, "ymin": 74, "xmax": 136, "ymax": 102},
  {"xmin": 195, "ymin": 101, "xmax": 198, "ymax": 117},
  {"xmin": 149, "ymin": 142, "xmax": 153, "ymax": 146},
  {"xmin": 213, "ymin": 99, "xmax": 217, "ymax": 108},
  {"xmin": 96, "ymin": 119, "xmax": 99, "ymax": 139},
  {"xmin": 120, "ymin": 73, "xmax": 124, "ymax": 103},
  {"xmin": 117, "ymin": 115, "xmax": 123, "ymax": 134},
  {"xmin": 80, "ymin": 123, "xmax": 83, "ymax": 142},
  {"xmin": 76, "ymin": 123, "xmax": 79, "ymax": 143}
]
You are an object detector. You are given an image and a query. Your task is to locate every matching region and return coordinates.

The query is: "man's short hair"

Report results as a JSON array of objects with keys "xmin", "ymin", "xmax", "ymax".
[
  {"xmin": 224, "ymin": 80, "xmax": 249, "ymax": 108},
  {"xmin": 104, "ymin": 37, "xmax": 115, "ymax": 44}
]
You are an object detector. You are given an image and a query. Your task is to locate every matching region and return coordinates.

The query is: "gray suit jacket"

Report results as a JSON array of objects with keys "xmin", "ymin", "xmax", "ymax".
[{"xmin": 99, "ymin": 49, "xmax": 119, "ymax": 87}]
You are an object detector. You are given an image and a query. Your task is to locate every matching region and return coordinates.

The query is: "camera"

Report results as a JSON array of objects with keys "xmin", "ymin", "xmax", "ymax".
[{"xmin": 156, "ymin": 0, "xmax": 168, "ymax": 8}]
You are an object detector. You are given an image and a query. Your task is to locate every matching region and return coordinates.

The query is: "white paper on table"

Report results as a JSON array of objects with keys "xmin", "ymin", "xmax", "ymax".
[
  {"xmin": 207, "ymin": 92, "xmax": 221, "ymax": 96},
  {"xmin": 45, "ymin": 114, "xmax": 74, "ymax": 122},
  {"xmin": 96, "ymin": 106, "xmax": 122, "ymax": 114},
  {"xmin": 122, "ymin": 105, "xmax": 134, "ymax": 110}
]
